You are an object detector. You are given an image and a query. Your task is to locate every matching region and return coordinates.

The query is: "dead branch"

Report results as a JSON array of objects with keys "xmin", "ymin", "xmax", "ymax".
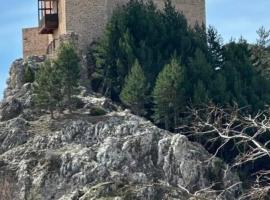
[{"xmin": 178, "ymin": 106, "xmax": 270, "ymax": 199}]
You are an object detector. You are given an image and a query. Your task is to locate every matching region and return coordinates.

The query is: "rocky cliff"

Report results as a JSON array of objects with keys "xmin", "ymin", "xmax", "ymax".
[{"xmin": 0, "ymin": 58, "xmax": 241, "ymax": 200}]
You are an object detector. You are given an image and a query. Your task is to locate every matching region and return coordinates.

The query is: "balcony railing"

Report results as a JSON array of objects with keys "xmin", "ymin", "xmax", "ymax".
[
  {"xmin": 39, "ymin": 14, "xmax": 59, "ymax": 34},
  {"xmin": 38, "ymin": 0, "xmax": 58, "ymax": 34}
]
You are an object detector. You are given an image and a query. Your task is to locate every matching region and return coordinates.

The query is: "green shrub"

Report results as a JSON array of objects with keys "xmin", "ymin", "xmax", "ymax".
[
  {"xmin": 24, "ymin": 64, "xmax": 35, "ymax": 83},
  {"xmin": 89, "ymin": 106, "xmax": 107, "ymax": 116}
]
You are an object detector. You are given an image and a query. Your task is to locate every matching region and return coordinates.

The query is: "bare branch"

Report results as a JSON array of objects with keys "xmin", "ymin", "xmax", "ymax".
[{"xmin": 178, "ymin": 106, "xmax": 270, "ymax": 199}]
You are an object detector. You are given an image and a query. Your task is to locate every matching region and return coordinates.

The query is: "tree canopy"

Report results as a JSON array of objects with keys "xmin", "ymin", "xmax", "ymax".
[
  {"xmin": 88, "ymin": 0, "xmax": 270, "ymax": 129},
  {"xmin": 34, "ymin": 43, "xmax": 81, "ymax": 118},
  {"xmin": 120, "ymin": 60, "xmax": 148, "ymax": 115}
]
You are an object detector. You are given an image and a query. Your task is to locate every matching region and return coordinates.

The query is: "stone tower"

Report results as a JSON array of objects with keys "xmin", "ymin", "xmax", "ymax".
[{"xmin": 22, "ymin": 0, "xmax": 205, "ymax": 58}]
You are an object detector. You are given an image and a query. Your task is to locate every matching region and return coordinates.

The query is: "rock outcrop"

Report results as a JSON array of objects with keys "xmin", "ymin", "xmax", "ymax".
[
  {"xmin": 1, "ymin": 56, "xmax": 45, "ymax": 121},
  {"xmin": 0, "ymin": 58, "xmax": 241, "ymax": 200}
]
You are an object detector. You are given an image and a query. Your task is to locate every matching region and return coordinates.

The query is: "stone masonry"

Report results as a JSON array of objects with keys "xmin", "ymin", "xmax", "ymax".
[
  {"xmin": 22, "ymin": 0, "xmax": 206, "ymax": 58},
  {"xmin": 22, "ymin": 27, "xmax": 49, "ymax": 58}
]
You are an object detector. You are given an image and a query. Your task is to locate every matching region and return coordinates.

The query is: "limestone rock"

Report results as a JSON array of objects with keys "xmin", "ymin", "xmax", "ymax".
[
  {"xmin": 0, "ymin": 107, "xmax": 241, "ymax": 199},
  {"xmin": 1, "ymin": 56, "xmax": 45, "ymax": 122},
  {"xmin": 0, "ymin": 57, "xmax": 241, "ymax": 199},
  {"xmin": 0, "ymin": 97, "xmax": 22, "ymax": 121}
]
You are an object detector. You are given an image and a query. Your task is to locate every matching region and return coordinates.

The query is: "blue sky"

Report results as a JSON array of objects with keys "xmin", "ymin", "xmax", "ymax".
[
  {"xmin": 0, "ymin": 0, "xmax": 270, "ymax": 100},
  {"xmin": 0, "ymin": 0, "xmax": 36, "ymax": 99}
]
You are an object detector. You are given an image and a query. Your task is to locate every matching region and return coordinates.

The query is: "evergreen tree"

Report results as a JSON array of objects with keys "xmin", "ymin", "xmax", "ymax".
[
  {"xmin": 222, "ymin": 39, "xmax": 270, "ymax": 109},
  {"xmin": 153, "ymin": 56, "xmax": 184, "ymax": 130},
  {"xmin": 34, "ymin": 60, "xmax": 63, "ymax": 119},
  {"xmin": 193, "ymin": 80, "xmax": 208, "ymax": 105},
  {"xmin": 210, "ymin": 73, "xmax": 227, "ymax": 105},
  {"xmin": 186, "ymin": 49, "xmax": 213, "ymax": 100},
  {"xmin": 90, "ymin": 0, "xmax": 270, "ymax": 117},
  {"xmin": 251, "ymin": 27, "xmax": 270, "ymax": 77},
  {"xmin": 24, "ymin": 63, "xmax": 35, "ymax": 83},
  {"xmin": 92, "ymin": 0, "xmax": 198, "ymax": 101},
  {"xmin": 207, "ymin": 26, "xmax": 224, "ymax": 70},
  {"xmin": 120, "ymin": 60, "xmax": 148, "ymax": 115},
  {"xmin": 55, "ymin": 43, "xmax": 80, "ymax": 111}
]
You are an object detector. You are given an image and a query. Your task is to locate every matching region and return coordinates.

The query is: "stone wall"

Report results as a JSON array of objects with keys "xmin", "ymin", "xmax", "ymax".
[
  {"xmin": 23, "ymin": 0, "xmax": 205, "ymax": 57},
  {"xmin": 22, "ymin": 27, "xmax": 49, "ymax": 58},
  {"xmin": 65, "ymin": 0, "xmax": 123, "ymax": 53},
  {"xmin": 156, "ymin": 0, "xmax": 206, "ymax": 26},
  {"xmin": 64, "ymin": 0, "xmax": 205, "ymax": 53},
  {"xmin": 48, "ymin": 0, "xmax": 67, "ymax": 45},
  {"xmin": 47, "ymin": 32, "xmax": 79, "ymax": 59}
]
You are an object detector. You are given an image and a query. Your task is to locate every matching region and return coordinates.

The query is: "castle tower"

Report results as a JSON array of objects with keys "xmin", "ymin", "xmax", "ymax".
[{"xmin": 22, "ymin": 0, "xmax": 205, "ymax": 58}]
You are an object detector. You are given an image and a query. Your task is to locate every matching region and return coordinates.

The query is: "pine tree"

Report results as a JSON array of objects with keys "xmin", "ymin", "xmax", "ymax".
[
  {"xmin": 120, "ymin": 60, "xmax": 148, "ymax": 115},
  {"xmin": 251, "ymin": 27, "xmax": 270, "ymax": 77},
  {"xmin": 189, "ymin": 49, "xmax": 213, "ymax": 85},
  {"xmin": 207, "ymin": 26, "xmax": 224, "ymax": 70},
  {"xmin": 24, "ymin": 63, "xmax": 35, "ymax": 83},
  {"xmin": 153, "ymin": 56, "xmax": 184, "ymax": 130},
  {"xmin": 92, "ymin": 0, "xmax": 196, "ymax": 103},
  {"xmin": 186, "ymin": 49, "xmax": 213, "ymax": 99},
  {"xmin": 193, "ymin": 80, "xmax": 208, "ymax": 105},
  {"xmin": 34, "ymin": 60, "xmax": 63, "ymax": 119},
  {"xmin": 211, "ymin": 73, "xmax": 227, "ymax": 105},
  {"xmin": 55, "ymin": 43, "xmax": 80, "ymax": 111}
]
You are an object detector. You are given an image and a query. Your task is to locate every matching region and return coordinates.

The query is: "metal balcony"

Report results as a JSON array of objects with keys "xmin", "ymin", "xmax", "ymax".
[{"xmin": 38, "ymin": 0, "xmax": 59, "ymax": 34}]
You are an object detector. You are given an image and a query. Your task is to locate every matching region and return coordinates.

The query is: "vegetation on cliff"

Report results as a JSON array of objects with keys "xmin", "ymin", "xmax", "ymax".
[
  {"xmin": 12, "ymin": 0, "xmax": 270, "ymax": 198},
  {"xmin": 90, "ymin": 0, "xmax": 270, "ymax": 131},
  {"xmin": 152, "ymin": 56, "xmax": 184, "ymax": 130},
  {"xmin": 33, "ymin": 43, "xmax": 80, "ymax": 118},
  {"xmin": 34, "ymin": 60, "xmax": 63, "ymax": 119},
  {"xmin": 120, "ymin": 59, "xmax": 148, "ymax": 115},
  {"xmin": 84, "ymin": 0, "xmax": 270, "ymax": 197}
]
